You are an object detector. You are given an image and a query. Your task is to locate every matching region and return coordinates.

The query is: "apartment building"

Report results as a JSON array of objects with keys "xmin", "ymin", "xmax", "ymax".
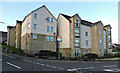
[
  {"xmin": 80, "ymin": 20, "xmax": 92, "ymax": 56},
  {"xmin": 91, "ymin": 21, "xmax": 104, "ymax": 57},
  {"xmin": 104, "ymin": 25, "xmax": 112, "ymax": 54},
  {"xmin": 57, "ymin": 13, "xmax": 106, "ymax": 57},
  {"xmin": 7, "ymin": 26, "xmax": 16, "ymax": 47},
  {"xmin": 0, "ymin": 31, "xmax": 7, "ymax": 44},
  {"xmin": 15, "ymin": 20, "xmax": 22, "ymax": 49},
  {"xmin": 21, "ymin": 5, "xmax": 57, "ymax": 55}
]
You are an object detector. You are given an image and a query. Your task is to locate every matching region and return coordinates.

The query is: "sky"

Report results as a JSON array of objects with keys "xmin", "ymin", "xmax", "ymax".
[{"xmin": 0, "ymin": 2, "xmax": 118, "ymax": 44}]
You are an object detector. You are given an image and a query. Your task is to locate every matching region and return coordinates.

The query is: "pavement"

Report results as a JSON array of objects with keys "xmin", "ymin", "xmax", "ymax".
[{"xmin": 0, "ymin": 49, "xmax": 120, "ymax": 73}]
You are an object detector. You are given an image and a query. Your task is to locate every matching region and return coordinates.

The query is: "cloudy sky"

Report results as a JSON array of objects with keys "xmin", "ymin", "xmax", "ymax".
[{"xmin": 0, "ymin": 2, "xmax": 118, "ymax": 43}]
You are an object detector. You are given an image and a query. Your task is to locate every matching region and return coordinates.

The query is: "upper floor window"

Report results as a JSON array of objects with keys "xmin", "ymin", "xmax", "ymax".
[
  {"xmin": 34, "ymin": 14, "xmax": 37, "ymax": 18},
  {"xmin": 99, "ymin": 39, "xmax": 102, "ymax": 44},
  {"xmin": 86, "ymin": 40, "xmax": 88, "ymax": 46},
  {"xmin": 108, "ymin": 28, "xmax": 110, "ymax": 32},
  {"xmin": 51, "ymin": 36, "xmax": 53, "ymax": 41},
  {"xmin": 33, "ymin": 34, "xmax": 37, "ymax": 39},
  {"xmin": 51, "ymin": 18, "xmax": 53, "ymax": 23},
  {"xmin": 28, "ymin": 23, "xmax": 30, "ymax": 28},
  {"xmin": 75, "ymin": 39, "xmax": 79, "ymax": 47},
  {"xmin": 108, "ymin": 28, "xmax": 110, "ymax": 35},
  {"xmin": 34, "ymin": 24, "xmax": 37, "ymax": 29},
  {"xmin": 75, "ymin": 29, "xmax": 79, "ymax": 37},
  {"xmin": 85, "ymin": 32, "xmax": 88, "ymax": 36},
  {"xmin": 47, "ymin": 17, "xmax": 50, "ymax": 22},
  {"xmin": 75, "ymin": 19, "xmax": 78, "ymax": 27},
  {"xmin": 108, "ymin": 35, "xmax": 110, "ymax": 39},
  {"xmin": 51, "ymin": 27, "xmax": 53, "ymax": 32},
  {"xmin": 109, "ymin": 43, "xmax": 111, "ymax": 48},
  {"xmin": 47, "ymin": 36, "xmax": 49, "ymax": 41},
  {"xmin": 99, "ymin": 30, "xmax": 101, "ymax": 35},
  {"xmin": 47, "ymin": 26, "xmax": 49, "ymax": 31}
]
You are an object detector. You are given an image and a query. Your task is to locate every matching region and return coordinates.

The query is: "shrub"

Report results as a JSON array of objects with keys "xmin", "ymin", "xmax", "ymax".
[{"xmin": 82, "ymin": 53, "xmax": 98, "ymax": 61}]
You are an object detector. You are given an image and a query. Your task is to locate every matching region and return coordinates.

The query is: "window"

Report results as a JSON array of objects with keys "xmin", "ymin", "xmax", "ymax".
[
  {"xmin": 27, "ymin": 34, "xmax": 30, "ymax": 38},
  {"xmin": 28, "ymin": 23, "xmax": 30, "ymax": 28},
  {"xmin": 47, "ymin": 36, "xmax": 49, "ymax": 41},
  {"xmin": 34, "ymin": 24, "xmax": 37, "ymax": 29},
  {"xmin": 86, "ymin": 49, "xmax": 89, "ymax": 54},
  {"xmin": 109, "ymin": 43, "xmax": 111, "ymax": 48},
  {"xmin": 108, "ymin": 28, "xmax": 110, "ymax": 35},
  {"xmin": 34, "ymin": 14, "xmax": 37, "ymax": 18},
  {"xmin": 86, "ymin": 40, "xmax": 88, "ymax": 46},
  {"xmin": 99, "ymin": 39, "xmax": 102, "ymax": 44},
  {"xmin": 33, "ymin": 34, "xmax": 37, "ymax": 39},
  {"xmin": 75, "ymin": 39, "xmax": 79, "ymax": 47},
  {"xmin": 51, "ymin": 36, "xmax": 53, "ymax": 41},
  {"xmin": 75, "ymin": 29, "xmax": 79, "ymax": 37},
  {"xmin": 75, "ymin": 19, "xmax": 78, "ymax": 27},
  {"xmin": 47, "ymin": 26, "xmax": 49, "ymax": 31},
  {"xmin": 85, "ymin": 32, "xmax": 88, "ymax": 36},
  {"xmin": 108, "ymin": 28, "xmax": 110, "ymax": 32},
  {"xmin": 99, "ymin": 30, "xmax": 101, "ymax": 35},
  {"xmin": 75, "ymin": 49, "xmax": 79, "ymax": 57},
  {"xmin": 51, "ymin": 27, "xmax": 53, "ymax": 32},
  {"xmin": 51, "ymin": 18, "xmax": 53, "ymax": 23},
  {"xmin": 47, "ymin": 17, "xmax": 50, "ymax": 22}
]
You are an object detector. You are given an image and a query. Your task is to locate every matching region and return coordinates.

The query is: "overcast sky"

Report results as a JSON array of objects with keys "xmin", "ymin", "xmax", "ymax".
[{"xmin": 0, "ymin": 2, "xmax": 118, "ymax": 43}]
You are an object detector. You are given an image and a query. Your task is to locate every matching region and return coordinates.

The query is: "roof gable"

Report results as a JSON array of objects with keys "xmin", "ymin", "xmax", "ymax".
[{"xmin": 23, "ymin": 5, "xmax": 56, "ymax": 22}]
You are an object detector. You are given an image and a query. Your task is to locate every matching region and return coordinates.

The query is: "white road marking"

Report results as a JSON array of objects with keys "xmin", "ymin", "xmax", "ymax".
[
  {"xmin": 58, "ymin": 68, "xmax": 64, "ymax": 70},
  {"xmin": 51, "ymin": 66, "xmax": 57, "ymax": 68},
  {"xmin": 103, "ymin": 65, "xmax": 116, "ymax": 68},
  {"xmin": 41, "ymin": 64, "xmax": 45, "ymax": 66},
  {"xmin": 36, "ymin": 63, "xmax": 40, "ymax": 64},
  {"xmin": 7, "ymin": 62, "xmax": 21, "ymax": 69},
  {"xmin": 67, "ymin": 69, "xmax": 73, "ymax": 71},
  {"xmin": 84, "ymin": 67, "xmax": 94, "ymax": 69},
  {"xmin": 0, "ymin": 59, "xmax": 2, "ymax": 61}
]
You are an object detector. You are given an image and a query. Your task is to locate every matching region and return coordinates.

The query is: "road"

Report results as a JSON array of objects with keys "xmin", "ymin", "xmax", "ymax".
[{"xmin": 0, "ymin": 51, "xmax": 120, "ymax": 73}]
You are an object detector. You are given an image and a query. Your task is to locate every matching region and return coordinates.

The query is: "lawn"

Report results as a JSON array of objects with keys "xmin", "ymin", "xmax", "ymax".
[{"xmin": 1, "ymin": 44, "xmax": 24, "ymax": 55}]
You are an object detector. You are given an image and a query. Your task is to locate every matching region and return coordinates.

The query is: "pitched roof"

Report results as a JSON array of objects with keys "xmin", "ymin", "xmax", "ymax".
[
  {"xmin": 23, "ymin": 5, "xmax": 56, "ymax": 22},
  {"xmin": 104, "ymin": 24, "xmax": 112, "ymax": 28},
  {"xmin": 16, "ymin": 20, "xmax": 22, "ymax": 24},
  {"xmin": 60, "ymin": 13, "xmax": 72, "ymax": 22},
  {"xmin": 81, "ymin": 20, "xmax": 92, "ymax": 27}
]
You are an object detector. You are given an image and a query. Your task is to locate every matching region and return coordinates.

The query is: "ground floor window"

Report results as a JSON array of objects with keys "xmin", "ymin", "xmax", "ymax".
[{"xmin": 75, "ymin": 49, "xmax": 79, "ymax": 57}]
